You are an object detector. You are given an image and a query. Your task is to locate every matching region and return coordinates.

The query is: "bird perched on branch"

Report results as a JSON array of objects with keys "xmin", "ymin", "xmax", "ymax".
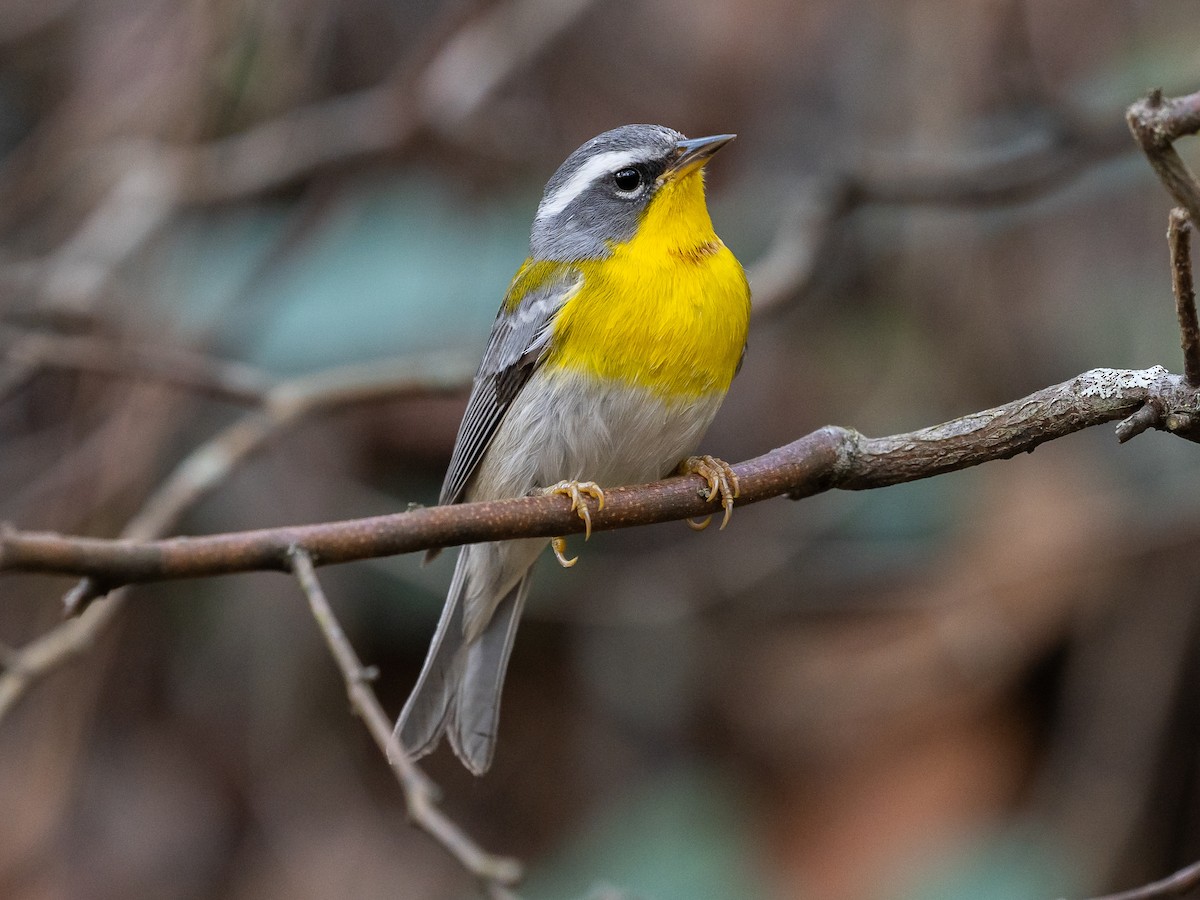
[{"xmin": 395, "ymin": 124, "xmax": 751, "ymax": 775}]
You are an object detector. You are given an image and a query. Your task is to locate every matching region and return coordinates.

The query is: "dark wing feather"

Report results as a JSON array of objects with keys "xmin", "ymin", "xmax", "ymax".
[{"xmin": 438, "ymin": 267, "xmax": 581, "ymax": 507}]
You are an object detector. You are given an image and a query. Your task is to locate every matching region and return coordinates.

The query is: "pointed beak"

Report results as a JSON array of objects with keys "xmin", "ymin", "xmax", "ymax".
[{"xmin": 662, "ymin": 133, "xmax": 736, "ymax": 181}]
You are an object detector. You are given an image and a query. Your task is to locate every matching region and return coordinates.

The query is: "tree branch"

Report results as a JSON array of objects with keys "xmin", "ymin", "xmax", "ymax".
[
  {"xmin": 288, "ymin": 548, "xmax": 522, "ymax": 894},
  {"xmin": 16, "ymin": 0, "xmax": 601, "ymax": 314},
  {"xmin": 1051, "ymin": 85, "xmax": 1200, "ymax": 900},
  {"xmin": 750, "ymin": 109, "xmax": 1133, "ymax": 315},
  {"xmin": 1075, "ymin": 858, "xmax": 1200, "ymax": 900},
  {"xmin": 1127, "ymin": 89, "xmax": 1200, "ymax": 226},
  {"xmin": 0, "ymin": 353, "xmax": 474, "ymax": 719},
  {"xmin": 0, "ymin": 324, "xmax": 275, "ymax": 404},
  {"xmin": 1168, "ymin": 209, "xmax": 1200, "ymax": 387},
  {"xmin": 2, "ymin": 366, "xmax": 1196, "ymax": 589}
]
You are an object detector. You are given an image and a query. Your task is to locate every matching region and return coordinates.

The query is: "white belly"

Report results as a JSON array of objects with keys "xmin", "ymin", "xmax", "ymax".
[
  {"xmin": 456, "ymin": 367, "xmax": 727, "ymax": 640},
  {"xmin": 467, "ymin": 366, "xmax": 726, "ymax": 503}
]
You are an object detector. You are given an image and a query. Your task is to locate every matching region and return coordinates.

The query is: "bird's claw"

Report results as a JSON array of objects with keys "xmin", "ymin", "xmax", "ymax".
[
  {"xmin": 542, "ymin": 480, "xmax": 606, "ymax": 539},
  {"xmin": 543, "ymin": 480, "xmax": 605, "ymax": 569},
  {"xmin": 680, "ymin": 455, "xmax": 740, "ymax": 530},
  {"xmin": 550, "ymin": 537, "xmax": 578, "ymax": 568}
]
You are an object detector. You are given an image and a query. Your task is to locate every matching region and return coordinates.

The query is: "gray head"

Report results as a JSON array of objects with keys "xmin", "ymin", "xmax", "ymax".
[{"xmin": 529, "ymin": 124, "xmax": 735, "ymax": 261}]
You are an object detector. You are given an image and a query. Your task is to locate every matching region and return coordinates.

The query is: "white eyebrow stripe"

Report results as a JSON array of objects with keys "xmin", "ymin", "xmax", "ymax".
[{"xmin": 535, "ymin": 148, "xmax": 647, "ymax": 224}]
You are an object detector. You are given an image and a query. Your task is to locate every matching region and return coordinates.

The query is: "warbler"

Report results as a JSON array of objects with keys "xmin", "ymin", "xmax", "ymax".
[{"xmin": 395, "ymin": 124, "xmax": 751, "ymax": 775}]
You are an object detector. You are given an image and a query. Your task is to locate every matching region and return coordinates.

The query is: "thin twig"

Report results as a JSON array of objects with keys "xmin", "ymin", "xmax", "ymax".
[
  {"xmin": 288, "ymin": 548, "xmax": 523, "ymax": 891},
  {"xmin": 1115, "ymin": 398, "xmax": 1165, "ymax": 443},
  {"xmin": 1168, "ymin": 209, "xmax": 1200, "ymax": 386},
  {"xmin": 1128, "ymin": 87, "xmax": 1200, "ymax": 405},
  {"xmin": 0, "ymin": 583, "xmax": 128, "ymax": 721},
  {"xmin": 1127, "ymin": 89, "xmax": 1200, "ymax": 227},
  {"xmin": 0, "ymin": 352, "xmax": 475, "ymax": 720},
  {"xmin": 1075, "ymin": 857, "xmax": 1200, "ymax": 900},
  {"xmin": 3, "ymin": 366, "xmax": 1197, "ymax": 589}
]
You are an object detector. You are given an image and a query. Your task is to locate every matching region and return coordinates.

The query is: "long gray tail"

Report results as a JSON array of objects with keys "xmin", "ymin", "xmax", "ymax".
[{"xmin": 393, "ymin": 548, "xmax": 530, "ymax": 775}]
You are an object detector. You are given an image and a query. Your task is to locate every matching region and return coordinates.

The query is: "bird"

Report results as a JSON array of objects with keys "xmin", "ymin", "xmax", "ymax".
[{"xmin": 394, "ymin": 124, "xmax": 751, "ymax": 775}]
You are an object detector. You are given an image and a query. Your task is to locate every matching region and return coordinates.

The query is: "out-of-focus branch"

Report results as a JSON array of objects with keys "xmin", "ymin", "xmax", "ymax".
[
  {"xmin": 749, "ymin": 114, "xmax": 1133, "ymax": 314},
  {"xmin": 747, "ymin": 181, "xmax": 850, "ymax": 314},
  {"xmin": 190, "ymin": 0, "xmax": 595, "ymax": 201},
  {"xmin": 2, "ymin": 366, "xmax": 1196, "ymax": 589},
  {"xmin": 31, "ymin": 147, "xmax": 181, "ymax": 312},
  {"xmin": 19, "ymin": 0, "xmax": 598, "ymax": 312},
  {"xmin": 1075, "ymin": 858, "xmax": 1200, "ymax": 900},
  {"xmin": 850, "ymin": 123, "xmax": 1130, "ymax": 209},
  {"xmin": 0, "ymin": 352, "xmax": 475, "ymax": 720},
  {"xmin": 0, "ymin": 325, "xmax": 275, "ymax": 404},
  {"xmin": 414, "ymin": 0, "xmax": 594, "ymax": 135},
  {"xmin": 288, "ymin": 549, "xmax": 522, "ymax": 894}
]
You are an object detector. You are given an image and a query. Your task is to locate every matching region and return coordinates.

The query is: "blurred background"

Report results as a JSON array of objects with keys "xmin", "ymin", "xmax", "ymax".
[{"xmin": 2, "ymin": 0, "xmax": 1200, "ymax": 898}]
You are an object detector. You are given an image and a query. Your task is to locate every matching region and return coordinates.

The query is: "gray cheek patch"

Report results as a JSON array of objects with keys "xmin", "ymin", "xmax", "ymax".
[{"xmin": 531, "ymin": 185, "xmax": 647, "ymax": 261}]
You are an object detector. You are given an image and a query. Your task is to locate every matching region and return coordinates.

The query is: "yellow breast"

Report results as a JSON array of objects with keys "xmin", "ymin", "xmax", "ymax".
[{"xmin": 542, "ymin": 170, "xmax": 750, "ymax": 401}]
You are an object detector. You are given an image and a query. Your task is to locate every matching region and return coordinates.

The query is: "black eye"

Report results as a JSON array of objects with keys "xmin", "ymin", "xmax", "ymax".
[{"xmin": 613, "ymin": 167, "xmax": 642, "ymax": 192}]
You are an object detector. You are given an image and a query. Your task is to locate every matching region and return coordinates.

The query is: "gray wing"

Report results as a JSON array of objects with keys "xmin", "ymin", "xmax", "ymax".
[{"xmin": 438, "ymin": 267, "xmax": 581, "ymax": 507}]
